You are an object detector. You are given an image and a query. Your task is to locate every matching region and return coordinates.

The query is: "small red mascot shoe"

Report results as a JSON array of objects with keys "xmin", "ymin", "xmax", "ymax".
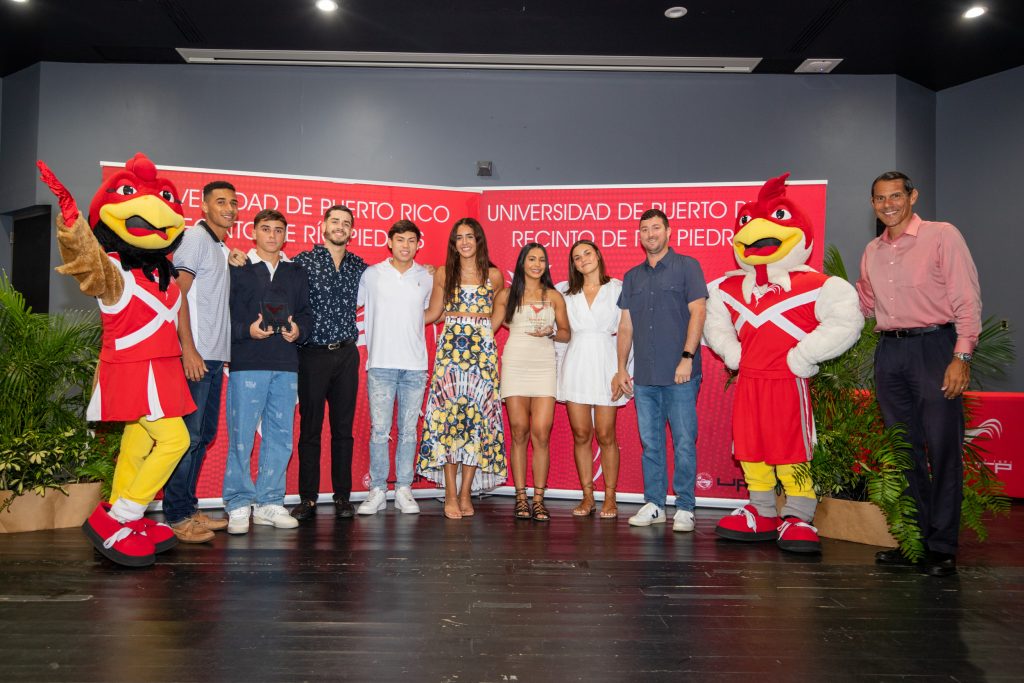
[
  {"xmin": 81, "ymin": 503, "xmax": 156, "ymax": 567},
  {"xmin": 715, "ymin": 504, "xmax": 780, "ymax": 541},
  {"xmin": 776, "ymin": 516, "xmax": 822, "ymax": 554},
  {"xmin": 124, "ymin": 518, "xmax": 177, "ymax": 553},
  {"xmin": 99, "ymin": 502, "xmax": 176, "ymax": 553}
]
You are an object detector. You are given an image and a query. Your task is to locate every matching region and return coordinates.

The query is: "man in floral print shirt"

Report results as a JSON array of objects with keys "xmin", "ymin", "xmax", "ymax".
[{"xmin": 289, "ymin": 205, "xmax": 367, "ymax": 520}]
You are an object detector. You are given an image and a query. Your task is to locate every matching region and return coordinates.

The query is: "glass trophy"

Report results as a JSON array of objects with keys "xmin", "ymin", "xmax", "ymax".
[
  {"xmin": 527, "ymin": 301, "xmax": 552, "ymax": 334},
  {"xmin": 261, "ymin": 298, "xmax": 291, "ymax": 333}
]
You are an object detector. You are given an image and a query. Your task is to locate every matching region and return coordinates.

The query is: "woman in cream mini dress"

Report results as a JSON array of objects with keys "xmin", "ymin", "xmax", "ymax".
[{"xmin": 492, "ymin": 242, "xmax": 570, "ymax": 522}]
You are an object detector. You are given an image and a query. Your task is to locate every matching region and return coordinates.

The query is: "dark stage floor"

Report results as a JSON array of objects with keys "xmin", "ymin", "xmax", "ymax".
[{"xmin": 1, "ymin": 498, "xmax": 1022, "ymax": 682}]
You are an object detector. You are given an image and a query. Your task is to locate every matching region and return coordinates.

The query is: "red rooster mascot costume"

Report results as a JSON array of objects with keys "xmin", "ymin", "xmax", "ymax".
[
  {"xmin": 704, "ymin": 173, "xmax": 862, "ymax": 553},
  {"xmin": 38, "ymin": 153, "xmax": 195, "ymax": 567}
]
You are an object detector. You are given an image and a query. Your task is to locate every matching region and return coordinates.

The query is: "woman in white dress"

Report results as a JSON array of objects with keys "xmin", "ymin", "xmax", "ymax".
[{"xmin": 557, "ymin": 240, "xmax": 630, "ymax": 518}]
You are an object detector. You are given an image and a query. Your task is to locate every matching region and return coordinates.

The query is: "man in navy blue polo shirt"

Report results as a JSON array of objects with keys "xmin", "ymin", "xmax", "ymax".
[{"xmin": 613, "ymin": 208, "xmax": 708, "ymax": 532}]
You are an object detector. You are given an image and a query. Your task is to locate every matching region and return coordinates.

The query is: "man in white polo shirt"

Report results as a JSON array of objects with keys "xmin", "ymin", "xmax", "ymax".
[{"xmin": 356, "ymin": 220, "xmax": 434, "ymax": 515}]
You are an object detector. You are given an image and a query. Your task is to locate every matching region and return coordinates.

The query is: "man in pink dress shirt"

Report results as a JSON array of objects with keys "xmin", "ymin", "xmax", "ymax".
[{"xmin": 856, "ymin": 171, "xmax": 982, "ymax": 578}]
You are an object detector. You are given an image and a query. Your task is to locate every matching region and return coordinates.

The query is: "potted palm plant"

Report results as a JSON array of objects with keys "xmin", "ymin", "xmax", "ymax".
[
  {"xmin": 0, "ymin": 274, "xmax": 120, "ymax": 532},
  {"xmin": 805, "ymin": 247, "xmax": 1012, "ymax": 560}
]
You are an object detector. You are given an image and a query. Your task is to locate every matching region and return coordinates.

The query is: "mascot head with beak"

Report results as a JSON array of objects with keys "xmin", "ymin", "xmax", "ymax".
[
  {"xmin": 732, "ymin": 173, "xmax": 814, "ymax": 290},
  {"xmin": 89, "ymin": 153, "xmax": 186, "ymax": 291}
]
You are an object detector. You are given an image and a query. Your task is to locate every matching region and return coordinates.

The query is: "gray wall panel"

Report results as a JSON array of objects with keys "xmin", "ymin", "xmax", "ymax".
[
  {"xmin": 0, "ymin": 75, "xmax": 8, "ymax": 276},
  {"xmin": 937, "ymin": 65, "xmax": 1024, "ymax": 390}
]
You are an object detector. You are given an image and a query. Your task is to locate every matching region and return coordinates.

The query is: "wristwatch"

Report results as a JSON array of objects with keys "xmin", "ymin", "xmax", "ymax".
[
  {"xmin": 681, "ymin": 350, "xmax": 694, "ymax": 360},
  {"xmin": 954, "ymin": 352, "xmax": 973, "ymax": 363}
]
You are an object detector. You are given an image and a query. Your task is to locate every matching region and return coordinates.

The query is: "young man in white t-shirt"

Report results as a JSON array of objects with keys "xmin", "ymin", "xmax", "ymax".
[{"xmin": 356, "ymin": 220, "xmax": 434, "ymax": 514}]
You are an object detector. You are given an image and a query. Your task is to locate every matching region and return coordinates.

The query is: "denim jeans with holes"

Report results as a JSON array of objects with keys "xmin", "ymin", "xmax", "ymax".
[
  {"xmin": 222, "ymin": 370, "xmax": 298, "ymax": 513},
  {"xmin": 367, "ymin": 368, "xmax": 427, "ymax": 490}
]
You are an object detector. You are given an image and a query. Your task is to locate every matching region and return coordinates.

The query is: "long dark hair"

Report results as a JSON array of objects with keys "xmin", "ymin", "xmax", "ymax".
[
  {"xmin": 565, "ymin": 239, "xmax": 610, "ymax": 295},
  {"xmin": 443, "ymin": 217, "xmax": 494, "ymax": 306},
  {"xmin": 505, "ymin": 242, "xmax": 555, "ymax": 324}
]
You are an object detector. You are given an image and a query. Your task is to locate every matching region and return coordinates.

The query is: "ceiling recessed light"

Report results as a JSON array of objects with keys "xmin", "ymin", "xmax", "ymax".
[
  {"xmin": 316, "ymin": 0, "xmax": 338, "ymax": 12},
  {"xmin": 794, "ymin": 58, "xmax": 843, "ymax": 74},
  {"xmin": 664, "ymin": 7, "xmax": 687, "ymax": 19},
  {"xmin": 963, "ymin": 6, "xmax": 986, "ymax": 19},
  {"xmin": 10, "ymin": 0, "xmax": 30, "ymax": 4}
]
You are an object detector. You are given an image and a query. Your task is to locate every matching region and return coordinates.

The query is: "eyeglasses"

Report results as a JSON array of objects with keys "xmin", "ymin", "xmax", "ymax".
[{"xmin": 872, "ymin": 192, "xmax": 907, "ymax": 204}]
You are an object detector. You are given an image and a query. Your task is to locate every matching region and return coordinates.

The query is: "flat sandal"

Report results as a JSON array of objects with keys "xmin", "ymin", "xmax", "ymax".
[
  {"xmin": 599, "ymin": 486, "xmax": 618, "ymax": 519},
  {"xmin": 573, "ymin": 483, "xmax": 596, "ymax": 517}
]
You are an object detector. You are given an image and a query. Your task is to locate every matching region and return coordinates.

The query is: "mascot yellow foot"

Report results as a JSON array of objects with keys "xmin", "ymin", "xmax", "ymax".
[
  {"xmin": 715, "ymin": 462, "xmax": 821, "ymax": 553},
  {"xmin": 38, "ymin": 154, "xmax": 195, "ymax": 567}
]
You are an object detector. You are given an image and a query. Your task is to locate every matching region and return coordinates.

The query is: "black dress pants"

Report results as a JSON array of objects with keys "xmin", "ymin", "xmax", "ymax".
[
  {"xmin": 297, "ymin": 344, "xmax": 359, "ymax": 503},
  {"xmin": 874, "ymin": 326, "xmax": 964, "ymax": 555}
]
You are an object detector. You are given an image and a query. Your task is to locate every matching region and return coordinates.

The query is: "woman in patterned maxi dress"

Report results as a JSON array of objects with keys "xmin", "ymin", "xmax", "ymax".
[{"xmin": 418, "ymin": 218, "xmax": 507, "ymax": 519}]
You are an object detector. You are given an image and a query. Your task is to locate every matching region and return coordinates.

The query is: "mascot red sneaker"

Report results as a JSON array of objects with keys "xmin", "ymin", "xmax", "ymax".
[
  {"xmin": 38, "ymin": 153, "xmax": 195, "ymax": 567},
  {"xmin": 704, "ymin": 173, "xmax": 863, "ymax": 553}
]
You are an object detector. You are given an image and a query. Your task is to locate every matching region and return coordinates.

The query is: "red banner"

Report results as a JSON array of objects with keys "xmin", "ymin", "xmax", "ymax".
[
  {"xmin": 100, "ymin": 162, "xmax": 833, "ymax": 504},
  {"xmin": 966, "ymin": 392, "xmax": 1024, "ymax": 498}
]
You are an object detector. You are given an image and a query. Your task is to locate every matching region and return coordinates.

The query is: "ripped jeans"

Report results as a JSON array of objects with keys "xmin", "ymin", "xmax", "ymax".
[
  {"xmin": 223, "ymin": 370, "xmax": 298, "ymax": 513},
  {"xmin": 367, "ymin": 368, "xmax": 427, "ymax": 491}
]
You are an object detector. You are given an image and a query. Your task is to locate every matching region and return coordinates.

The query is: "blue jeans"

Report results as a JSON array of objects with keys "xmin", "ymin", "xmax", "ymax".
[
  {"xmin": 634, "ymin": 379, "xmax": 701, "ymax": 511},
  {"xmin": 367, "ymin": 368, "xmax": 427, "ymax": 490},
  {"xmin": 163, "ymin": 360, "xmax": 225, "ymax": 524},
  {"xmin": 222, "ymin": 370, "xmax": 298, "ymax": 513}
]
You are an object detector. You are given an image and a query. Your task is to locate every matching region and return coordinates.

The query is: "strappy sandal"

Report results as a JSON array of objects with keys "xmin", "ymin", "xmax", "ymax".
[
  {"xmin": 514, "ymin": 487, "xmax": 532, "ymax": 520},
  {"xmin": 599, "ymin": 486, "xmax": 618, "ymax": 519},
  {"xmin": 573, "ymin": 483, "xmax": 595, "ymax": 517},
  {"xmin": 532, "ymin": 486, "xmax": 550, "ymax": 522}
]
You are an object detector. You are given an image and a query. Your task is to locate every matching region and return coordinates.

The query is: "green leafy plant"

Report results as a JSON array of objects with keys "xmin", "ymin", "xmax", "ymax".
[
  {"xmin": 0, "ymin": 427, "xmax": 91, "ymax": 508},
  {"xmin": 0, "ymin": 273, "xmax": 121, "ymax": 510},
  {"xmin": 76, "ymin": 421, "xmax": 122, "ymax": 501},
  {"xmin": 0, "ymin": 275, "xmax": 101, "ymax": 436},
  {"xmin": 810, "ymin": 245, "xmax": 1012, "ymax": 560}
]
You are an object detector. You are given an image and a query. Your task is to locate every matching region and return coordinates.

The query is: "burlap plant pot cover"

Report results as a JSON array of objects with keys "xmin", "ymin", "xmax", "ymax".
[{"xmin": 0, "ymin": 483, "xmax": 103, "ymax": 533}]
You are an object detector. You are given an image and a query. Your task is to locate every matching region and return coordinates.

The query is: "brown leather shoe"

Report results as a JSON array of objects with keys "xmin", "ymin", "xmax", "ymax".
[
  {"xmin": 170, "ymin": 517, "xmax": 215, "ymax": 544},
  {"xmin": 193, "ymin": 511, "xmax": 228, "ymax": 532}
]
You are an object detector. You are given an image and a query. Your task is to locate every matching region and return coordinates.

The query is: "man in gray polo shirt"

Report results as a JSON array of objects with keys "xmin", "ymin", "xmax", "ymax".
[
  {"xmin": 613, "ymin": 208, "xmax": 708, "ymax": 532},
  {"xmin": 162, "ymin": 180, "xmax": 235, "ymax": 542}
]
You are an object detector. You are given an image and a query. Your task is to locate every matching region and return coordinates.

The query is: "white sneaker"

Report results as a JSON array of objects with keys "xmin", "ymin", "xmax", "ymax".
[
  {"xmin": 227, "ymin": 506, "xmax": 251, "ymax": 535},
  {"xmin": 628, "ymin": 502, "xmax": 666, "ymax": 527},
  {"xmin": 395, "ymin": 486, "xmax": 420, "ymax": 514},
  {"xmin": 673, "ymin": 509, "xmax": 695, "ymax": 532},
  {"xmin": 357, "ymin": 487, "xmax": 387, "ymax": 515},
  {"xmin": 252, "ymin": 504, "xmax": 299, "ymax": 529}
]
